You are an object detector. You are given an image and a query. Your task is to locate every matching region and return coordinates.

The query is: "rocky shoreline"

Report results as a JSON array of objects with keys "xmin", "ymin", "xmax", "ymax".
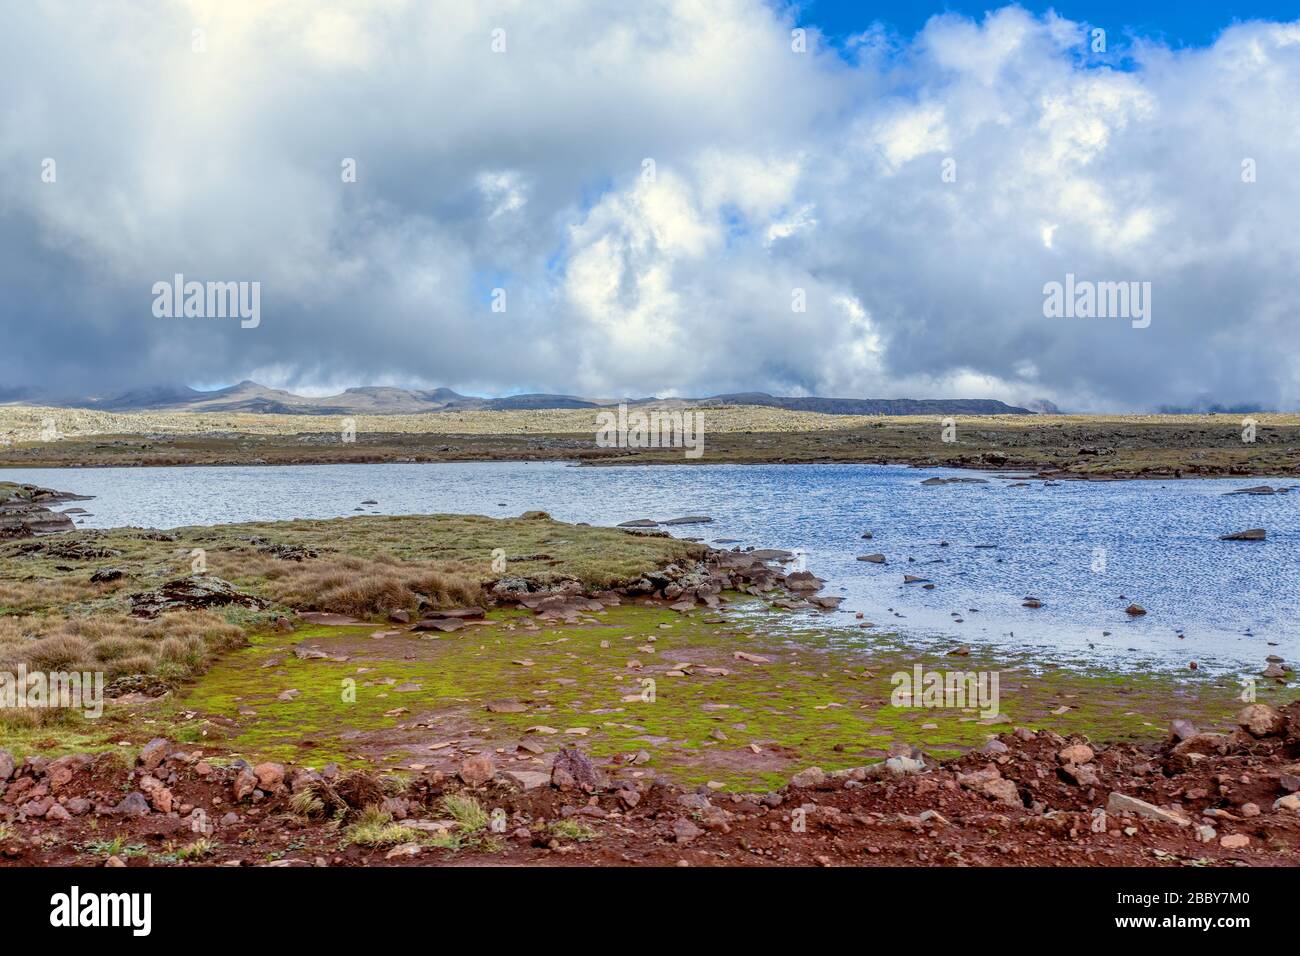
[{"xmin": 0, "ymin": 482, "xmax": 91, "ymax": 539}]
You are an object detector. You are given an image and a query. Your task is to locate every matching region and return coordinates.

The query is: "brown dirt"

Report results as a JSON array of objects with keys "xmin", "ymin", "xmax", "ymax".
[{"xmin": 4, "ymin": 703, "xmax": 1297, "ymax": 868}]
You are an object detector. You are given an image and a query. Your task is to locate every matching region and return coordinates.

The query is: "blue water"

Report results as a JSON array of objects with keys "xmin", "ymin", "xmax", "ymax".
[{"xmin": 4, "ymin": 462, "xmax": 1296, "ymax": 673}]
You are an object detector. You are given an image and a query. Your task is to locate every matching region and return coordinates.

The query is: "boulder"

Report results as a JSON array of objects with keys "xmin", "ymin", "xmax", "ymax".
[
  {"xmin": 114, "ymin": 792, "xmax": 151, "ymax": 818},
  {"xmin": 783, "ymin": 571, "xmax": 823, "ymax": 592},
  {"xmin": 138, "ymin": 738, "xmax": 170, "ymax": 772},
  {"xmin": 1237, "ymin": 703, "xmax": 1285, "ymax": 738},
  {"xmin": 45, "ymin": 754, "xmax": 91, "ymax": 791},
  {"xmin": 500, "ymin": 770, "xmax": 551, "ymax": 791},
  {"xmin": 129, "ymin": 576, "xmax": 267, "ymax": 618},
  {"xmin": 457, "ymin": 754, "xmax": 496, "ymax": 788},
  {"xmin": 1057, "ymin": 744, "xmax": 1095, "ymax": 766},
  {"xmin": 232, "ymin": 768, "xmax": 259, "ymax": 802},
  {"xmin": 0, "ymin": 504, "xmax": 75, "ymax": 538},
  {"xmin": 253, "ymin": 762, "xmax": 286, "ymax": 791},
  {"xmin": 550, "ymin": 747, "xmax": 605, "ymax": 792},
  {"xmin": 956, "ymin": 767, "xmax": 1020, "ymax": 807},
  {"xmin": 790, "ymin": 767, "xmax": 827, "ymax": 789},
  {"xmin": 672, "ymin": 818, "xmax": 703, "ymax": 844}
]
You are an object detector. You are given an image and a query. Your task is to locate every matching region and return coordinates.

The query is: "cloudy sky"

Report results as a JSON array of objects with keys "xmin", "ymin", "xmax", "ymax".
[{"xmin": 2, "ymin": 1, "xmax": 1299, "ymax": 411}]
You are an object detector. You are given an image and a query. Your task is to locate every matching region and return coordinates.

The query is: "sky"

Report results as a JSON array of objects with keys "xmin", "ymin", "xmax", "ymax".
[
  {"xmin": 2, "ymin": 0, "xmax": 1299, "ymax": 412},
  {"xmin": 800, "ymin": 0, "xmax": 1300, "ymax": 48}
]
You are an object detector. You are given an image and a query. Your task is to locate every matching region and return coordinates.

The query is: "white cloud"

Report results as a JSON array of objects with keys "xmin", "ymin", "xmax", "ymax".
[{"xmin": 0, "ymin": 2, "xmax": 1298, "ymax": 411}]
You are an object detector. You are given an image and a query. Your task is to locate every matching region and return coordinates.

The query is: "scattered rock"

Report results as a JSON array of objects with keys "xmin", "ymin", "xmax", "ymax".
[
  {"xmin": 385, "ymin": 843, "xmax": 422, "ymax": 859},
  {"xmin": 672, "ymin": 819, "xmax": 703, "ymax": 844},
  {"xmin": 253, "ymin": 762, "xmax": 286, "ymax": 791},
  {"xmin": 550, "ymin": 747, "xmax": 605, "ymax": 792},
  {"xmin": 138, "ymin": 738, "xmax": 170, "ymax": 772},
  {"xmin": 457, "ymin": 754, "xmax": 495, "ymax": 788},
  {"xmin": 790, "ymin": 767, "xmax": 826, "ymax": 789},
  {"xmin": 500, "ymin": 770, "xmax": 551, "ymax": 791},
  {"xmin": 233, "ymin": 768, "xmax": 258, "ymax": 802},
  {"xmin": 1106, "ymin": 792, "xmax": 1190, "ymax": 827},
  {"xmin": 1058, "ymin": 744, "xmax": 1095, "ymax": 766},
  {"xmin": 1237, "ymin": 703, "xmax": 1285, "ymax": 738},
  {"xmin": 114, "ymin": 792, "xmax": 151, "ymax": 818}
]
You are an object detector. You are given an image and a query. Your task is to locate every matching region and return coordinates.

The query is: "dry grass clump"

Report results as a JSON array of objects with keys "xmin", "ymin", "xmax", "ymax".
[
  {"xmin": 0, "ymin": 575, "xmax": 98, "ymax": 613},
  {"xmin": 0, "ymin": 610, "xmax": 243, "ymax": 680},
  {"xmin": 255, "ymin": 554, "xmax": 484, "ymax": 617},
  {"xmin": 293, "ymin": 770, "xmax": 389, "ymax": 824}
]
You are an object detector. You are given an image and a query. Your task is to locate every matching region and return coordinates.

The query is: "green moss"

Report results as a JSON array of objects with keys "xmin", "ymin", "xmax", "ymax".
[{"xmin": 160, "ymin": 597, "xmax": 1296, "ymax": 791}]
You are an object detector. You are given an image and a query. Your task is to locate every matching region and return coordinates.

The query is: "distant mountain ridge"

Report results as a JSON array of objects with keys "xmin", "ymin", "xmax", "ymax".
[{"xmin": 1, "ymin": 380, "xmax": 1036, "ymax": 416}]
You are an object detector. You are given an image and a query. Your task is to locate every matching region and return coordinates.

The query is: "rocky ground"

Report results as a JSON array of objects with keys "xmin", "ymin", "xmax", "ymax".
[
  {"xmin": 1, "ymin": 408, "xmax": 1297, "ymax": 477},
  {"xmin": 2, "ymin": 700, "xmax": 1298, "ymax": 868}
]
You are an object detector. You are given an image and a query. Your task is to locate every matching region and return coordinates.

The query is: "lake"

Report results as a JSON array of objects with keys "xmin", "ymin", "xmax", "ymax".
[{"xmin": 4, "ymin": 461, "xmax": 1296, "ymax": 675}]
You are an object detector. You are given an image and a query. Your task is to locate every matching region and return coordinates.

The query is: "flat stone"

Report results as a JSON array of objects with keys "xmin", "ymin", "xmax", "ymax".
[
  {"xmin": 1106, "ymin": 792, "xmax": 1190, "ymax": 827},
  {"xmin": 501, "ymin": 770, "xmax": 551, "ymax": 791}
]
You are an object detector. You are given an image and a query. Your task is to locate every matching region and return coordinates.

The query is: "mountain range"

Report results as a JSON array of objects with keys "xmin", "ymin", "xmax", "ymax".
[{"xmin": 0, "ymin": 381, "xmax": 1043, "ymax": 416}]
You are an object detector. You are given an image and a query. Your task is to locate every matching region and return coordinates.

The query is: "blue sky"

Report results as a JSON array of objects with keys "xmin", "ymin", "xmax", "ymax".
[{"xmin": 794, "ymin": 0, "xmax": 1299, "ymax": 47}]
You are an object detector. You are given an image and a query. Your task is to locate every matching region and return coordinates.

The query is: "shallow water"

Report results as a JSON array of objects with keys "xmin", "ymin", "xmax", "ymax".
[{"xmin": 4, "ymin": 461, "xmax": 1297, "ymax": 673}]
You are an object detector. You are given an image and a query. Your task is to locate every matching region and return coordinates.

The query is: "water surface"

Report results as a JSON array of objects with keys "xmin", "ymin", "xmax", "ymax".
[{"xmin": 5, "ymin": 461, "xmax": 1296, "ymax": 674}]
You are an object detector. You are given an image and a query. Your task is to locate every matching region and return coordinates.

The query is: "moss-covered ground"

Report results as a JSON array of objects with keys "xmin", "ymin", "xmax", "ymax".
[{"xmin": 9, "ymin": 598, "xmax": 1291, "ymax": 793}]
